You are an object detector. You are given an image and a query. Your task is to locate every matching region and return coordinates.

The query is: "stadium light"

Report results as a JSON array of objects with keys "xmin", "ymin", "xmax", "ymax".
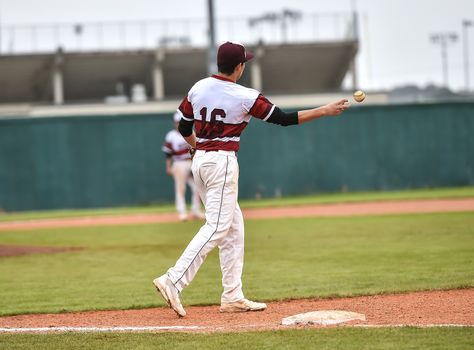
[
  {"xmin": 462, "ymin": 20, "xmax": 473, "ymax": 91},
  {"xmin": 249, "ymin": 9, "xmax": 302, "ymax": 43},
  {"xmin": 430, "ymin": 32, "xmax": 458, "ymax": 88}
]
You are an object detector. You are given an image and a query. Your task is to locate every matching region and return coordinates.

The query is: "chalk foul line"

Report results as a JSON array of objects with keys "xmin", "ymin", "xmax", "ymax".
[
  {"xmin": 0, "ymin": 324, "xmax": 472, "ymax": 334},
  {"xmin": 0, "ymin": 325, "xmax": 203, "ymax": 333}
]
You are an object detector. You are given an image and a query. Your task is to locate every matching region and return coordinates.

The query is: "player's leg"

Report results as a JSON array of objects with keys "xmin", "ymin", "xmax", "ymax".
[
  {"xmin": 185, "ymin": 162, "xmax": 205, "ymax": 219},
  {"xmin": 165, "ymin": 153, "xmax": 239, "ymax": 292},
  {"xmin": 218, "ymin": 205, "xmax": 267, "ymax": 313},
  {"xmin": 218, "ymin": 202, "xmax": 245, "ymax": 303},
  {"xmin": 172, "ymin": 161, "xmax": 188, "ymax": 221}
]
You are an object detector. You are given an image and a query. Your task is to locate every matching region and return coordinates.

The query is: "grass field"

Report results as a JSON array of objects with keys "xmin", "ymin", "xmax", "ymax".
[
  {"xmin": 1, "ymin": 186, "xmax": 473, "ymax": 222},
  {"xmin": 0, "ymin": 212, "xmax": 473, "ymax": 315},
  {"xmin": 1, "ymin": 328, "xmax": 473, "ymax": 350},
  {"xmin": 1, "ymin": 189, "xmax": 473, "ymax": 349}
]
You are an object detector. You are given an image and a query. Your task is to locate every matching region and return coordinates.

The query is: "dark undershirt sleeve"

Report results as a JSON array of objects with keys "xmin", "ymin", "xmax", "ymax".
[
  {"xmin": 265, "ymin": 107, "xmax": 299, "ymax": 126},
  {"xmin": 178, "ymin": 118, "xmax": 194, "ymax": 137}
]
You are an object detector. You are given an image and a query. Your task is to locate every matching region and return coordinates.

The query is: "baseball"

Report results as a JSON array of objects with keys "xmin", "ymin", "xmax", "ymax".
[{"xmin": 353, "ymin": 90, "xmax": 366, "ymax": 103}]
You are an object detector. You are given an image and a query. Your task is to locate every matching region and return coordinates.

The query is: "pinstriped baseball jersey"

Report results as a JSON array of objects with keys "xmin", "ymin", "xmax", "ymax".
[
  {"xmin": 162, "ymin": 129, "xmax": 192, "ymax": 161},
  {"xmin": 176, "ymin": 75, "xmax": 275, "ymax": 151}
]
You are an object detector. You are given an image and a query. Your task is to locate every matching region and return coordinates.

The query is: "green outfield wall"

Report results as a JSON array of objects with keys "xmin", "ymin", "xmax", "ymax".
[{"xmin": 0, "ymin": 102, "xmax": 473, "ymax": 211}]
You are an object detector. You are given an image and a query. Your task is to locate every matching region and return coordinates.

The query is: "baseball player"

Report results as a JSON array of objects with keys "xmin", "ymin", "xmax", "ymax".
[
  {"xmin": 162, "ymin": 112, "xmax": 205, "ymax": 221},
  {"xmin": 154, "ymin": 41, "xmax": 350, "ymax": 317}
]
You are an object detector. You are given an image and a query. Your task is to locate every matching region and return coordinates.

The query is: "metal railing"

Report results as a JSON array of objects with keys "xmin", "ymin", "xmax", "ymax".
[{"xmin": 0, "ymin": 12, "xmax": 356, "ymax": 54}]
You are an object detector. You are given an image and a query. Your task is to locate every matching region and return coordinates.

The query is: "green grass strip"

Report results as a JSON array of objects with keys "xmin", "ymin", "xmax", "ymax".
[{"xmin": 0, "ymin": 328, "xmax": 473, "ymax": 350}]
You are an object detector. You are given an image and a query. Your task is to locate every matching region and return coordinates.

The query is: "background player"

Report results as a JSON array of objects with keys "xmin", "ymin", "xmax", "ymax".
[
  {"xmin": 154, "ymin": 42, "xmax": 350, "ymax": 317},
  {"xmin": 162, "ymin": 113, "xmax": 204, "ymax": 221}
]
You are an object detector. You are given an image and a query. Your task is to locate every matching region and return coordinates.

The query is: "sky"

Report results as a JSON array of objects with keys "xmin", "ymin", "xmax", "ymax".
[{"xmin": 0, "ymin": 0, "xmax": 473, "ymax": 92}]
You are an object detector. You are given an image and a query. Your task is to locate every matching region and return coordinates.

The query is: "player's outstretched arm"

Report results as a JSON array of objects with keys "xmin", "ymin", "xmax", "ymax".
[{"xmin": 298, "ymin": 99, "xmax": 350, "ymax": 124}]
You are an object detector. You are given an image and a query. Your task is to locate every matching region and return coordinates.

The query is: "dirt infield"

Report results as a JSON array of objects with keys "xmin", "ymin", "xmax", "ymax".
[
  {"xmin": 1, "ymin": 198, "xmax": 473, "ymax": 232},
  {"xmin": 0, "ymin": 198, "xmax": 472, "ymax": 333},
  {"xmin": 0, "ymin": 289, "xmax": 472, "ymax": 333}
]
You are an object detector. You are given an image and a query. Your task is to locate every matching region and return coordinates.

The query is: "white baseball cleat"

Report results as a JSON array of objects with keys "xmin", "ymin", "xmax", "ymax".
[
  {"xmin": 153, "ymin": 275, "xmax": 186, "ymax": 317},
  {"xmin": 178, "ymin": 213, "xmax": 188, "ymax": 222},
  {"xmin": 220, "ymin": 298, "xmax": 267, "ymax": 313}
]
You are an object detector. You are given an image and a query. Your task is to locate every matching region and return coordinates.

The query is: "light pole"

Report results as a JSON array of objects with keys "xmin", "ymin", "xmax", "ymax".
[
  {"xmin": 430, "ymin": 33, "xmax": 458, "ymax": 88},
  {"xmin": 462, "ymin": 20, "xmax": 473, "ymax": 91},
  {"xmin": 207, "ymin": 0, "xmax": 217, "ymax": 75},
  {"xmin": 0, "ymin": 3, "xmax": 2, "ymax": 55}
]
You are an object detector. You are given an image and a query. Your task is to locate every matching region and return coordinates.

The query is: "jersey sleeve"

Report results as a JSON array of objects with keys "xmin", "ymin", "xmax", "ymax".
[
  {"xmin": 162, "ymin": 133, "xmax": 174, "ymax": 155},
  {"xmin": 247, "ymin": 93, "xmax": 276, "ymax": 121},
  {"xmin": 177, "ymin": 96, "xmax": 194, "ymax": 121}
]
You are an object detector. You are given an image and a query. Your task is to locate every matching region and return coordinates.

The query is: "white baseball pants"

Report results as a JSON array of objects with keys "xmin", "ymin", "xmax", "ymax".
[
  {"xmin": 171, "ymin": 160, "xmax": 201, "ymax": 216},
  {"xmin": 166, "ymin": 150, "xmax": 245, "ymax": 304}
]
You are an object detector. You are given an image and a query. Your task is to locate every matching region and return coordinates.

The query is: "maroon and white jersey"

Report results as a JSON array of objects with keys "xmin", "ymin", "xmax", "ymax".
[
  {"xmin": 176, "ymin": 75, "xmax": 275, "ymax": 151},
  {"xmin": 162, "ymin": 129, "xmax": 192, "ymax": 161}
]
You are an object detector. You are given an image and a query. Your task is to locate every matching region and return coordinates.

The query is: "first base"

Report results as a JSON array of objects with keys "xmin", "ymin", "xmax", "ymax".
[{"xmin": 281, "ymin": 310, "xmax": 366, "ymax": 326}]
